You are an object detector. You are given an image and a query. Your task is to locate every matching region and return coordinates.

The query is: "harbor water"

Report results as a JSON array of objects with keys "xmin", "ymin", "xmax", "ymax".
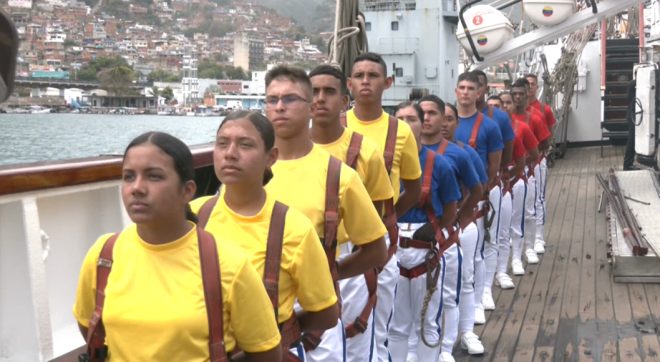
[{"xmin": 0, "ymin": 113, "xmax": 224, "ymax": 166}]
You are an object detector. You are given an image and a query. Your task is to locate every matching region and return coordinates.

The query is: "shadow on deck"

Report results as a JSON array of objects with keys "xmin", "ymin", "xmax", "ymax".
[{"xmin": 455, "ymin": 146, "xmax": 660, "ymax": 362}]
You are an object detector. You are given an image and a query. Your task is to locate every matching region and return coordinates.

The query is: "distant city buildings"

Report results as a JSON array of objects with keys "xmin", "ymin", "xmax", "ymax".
[
  {"xmin": 233, "ymin": 33, "xmax": 265, "ymax": 71},
  {"xmin": 8, "ymin": 0, "xmax": 32, "ymax": 9},
  {"xmin": 5, "ymin": 0, "xmax": 326, "ymax": 109}
]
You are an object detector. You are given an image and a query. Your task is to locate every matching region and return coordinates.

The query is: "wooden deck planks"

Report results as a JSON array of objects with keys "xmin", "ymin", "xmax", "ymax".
[
  {"xmin": 533, "ymin": 147, "xmax": 588, "ymax": 362},
  {"xmin": 452, "ymin": 146, "xmax": 660, "ymax": 362},
  {"xmin": 510, "ymin": 147, "xmax": 572, "ymax": 362}
]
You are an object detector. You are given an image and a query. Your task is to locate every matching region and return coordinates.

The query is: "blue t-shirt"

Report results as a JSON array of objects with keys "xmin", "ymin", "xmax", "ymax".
[
  {"xmin": 399, "ymin": 149, "xmax": 461, "ymax": 223},
  {"xmin": 455, "ymin": 112, "xmax": 503, "ymax": 173},
  {"xmin": 482, "ymin": 106, "xmax": 515, "ymax": 144},
  {"xmin": 463, "ymin": 143, "xmax": 488, "ymax": 185},
  {"xmin": 424, "ymin": 141, "xmax": 480, "ymax": 193}
]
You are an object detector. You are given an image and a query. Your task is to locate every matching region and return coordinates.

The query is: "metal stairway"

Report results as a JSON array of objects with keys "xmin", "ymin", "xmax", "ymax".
[{"xmin": 601, "ymin": 38, "xmax": 638, "ymax": 148}]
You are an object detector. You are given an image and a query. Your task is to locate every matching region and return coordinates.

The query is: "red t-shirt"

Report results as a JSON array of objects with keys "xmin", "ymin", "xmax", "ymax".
[
  {"xmin": 528, "ymin": 99, "xmax": 556, "ymax": 130},
  {"xmin": 511, "ymin": 131, "xmax": 525, "ymax": 162},
  {"xmin": 511, "ymin": 111, "xmax": 551, "ymax": 144},
  {"xmin": 513, "ymin": 119, "xmax": 539, "ymax": 154}
]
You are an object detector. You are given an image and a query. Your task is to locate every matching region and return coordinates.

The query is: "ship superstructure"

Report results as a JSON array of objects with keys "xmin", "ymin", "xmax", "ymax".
[{"xmin": 361, "ymin": 0, "xmax": 460, "ymax": 106}]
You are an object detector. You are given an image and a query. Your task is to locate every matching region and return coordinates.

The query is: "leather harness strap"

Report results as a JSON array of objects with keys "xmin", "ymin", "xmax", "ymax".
[
  {"xmin": 346, "ymin": 132, "xmax": 363, "ymax": 170},
  {"xmin": 399, "ymin": 237, "xmax": 434, "ymax": 250},
  {"xmin": 399, "ymin": 252, "xmax": 440, "ymax": 279},
  {"xmin": 198, "ymin": 196, "xmax": 303, "ymax": 360},
  {"xmin": 342, "ymin": 135, "xmax": 379, "ymax": 339},
  {"xmin": 419, "ymin": 150, "xmax": 445, "ymax": 245},
  {"xmin": 263, "ymin": 201, "xmax": 289, "ymax": 320},
  {"xmin": 437, "ymin": 139, "xmax": 449, "ymax": 155},
  {"xmin": 197, "ymin": 195, "xmax": 218, "ymax": 228},
  {"xmin": 198, "ymin": 228, "xmax": 230, "ymax": 362},
  {"xmin": 468, "ymin": 112, "xmax": 484, "ymax": 149},
  {"xmin": 86, "ymin": 233, "xmax": 118, "ymax": 362},
  {"xmin": 344, "ymin": 269, "xmax": 378, "ymax": 338},
  {"xmin": 382, "ymin": 115, "xmax": 400, "ymax": 263},
  {"xmin": 303, "ymin": 157, "xmax": 342, "ymax": 352},
  {"xmin": 87, "ymin": 230, "xmax": 229, "ymax": 362}
]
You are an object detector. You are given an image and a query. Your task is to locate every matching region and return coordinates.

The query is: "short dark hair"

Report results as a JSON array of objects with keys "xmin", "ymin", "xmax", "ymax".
[
  {"xmin": 309, "ymin": 64, "xmax": 348, "ymax": 95},
  {"xmin": 524, "ymin": 73, "xmax": 538, "ymax": 81},
  {"xmin": 124, "ymin": 131, "xmax": 197, "ymax": 222},
  {"xmin": 265, "ymin": 65, "xmax": 312, "ymax": 98},
  {"xmin": 445, "ymin": 103, "xmax": 458, "ymax": 119},
  {"xmin": 395, "ymin": 101, "xmax": 424, "ymax": 122},
  {"xmin": 219, "ymin": 110, "xmax": 275, "ymax": 185},
  {"xmin": 419, "ymin": 95, "xmax": 445, "ymax": 114},
  {"xmin": 471, "ymin": 69, "xmax": 488, "ymax": 85},
  {"xmin": 352, "ymin": 52, "xmax": 388, "ymax": 77},
  {"xmin": 511, "ymin": 78, "xmax": 530, "ymax": 90},
  {"xmin": 487, "ymin": 95, "xmax": 501, "ymax": 102},
  {"xmin": 457, "ymin": 71, "xmax": 480, "ymax": 86}
]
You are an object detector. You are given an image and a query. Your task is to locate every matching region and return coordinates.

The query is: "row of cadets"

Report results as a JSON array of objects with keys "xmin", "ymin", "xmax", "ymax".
[
  {"xmin": 498, "ymin": 91, "xmax": 541, "ymax": 276},
  {"xmin": 443, "ymin": 104, "xmax": 490, "ymax": 356},
  {"xmin": 344, "ymin": 52, "xmax": 423, "ymax": 361},
  {"xmin": 507, "ymin": 78, "xmax": 552, "ymax": 271},
  {"xmin": 485, "ymin": 94, "xmax": 520, "ymax": 290},
  {"xmin": 419, "ymin": 95, "xmax": 487, "ymax": 361},
  {"xmin": 471, "ymin": 70, "xmax": 516, "ymax": 315},
  {"xmin": 75, "ymin": 132, "xmax": 284, "ymax": 361},
  {"xmin": 452, "ymin": 71, "xmax": 504, "ymax": 326},
  {"xmin": 263, "ymin": 65, "xmax": 389, "ymax": 362},
  {"xmin": 308, "ymin": 64, "xmax": 394, "ymax": 361},
  {"xmin": 390, "ymin": 101, "xmax": 461, "ymax": 362},
  {"xmin": 525, "ymin": 74, "xmax": 556, "ymax": 255},
  {"xmin": 191, "ymin": 110, "xmax": 341, "ymax": 361}
]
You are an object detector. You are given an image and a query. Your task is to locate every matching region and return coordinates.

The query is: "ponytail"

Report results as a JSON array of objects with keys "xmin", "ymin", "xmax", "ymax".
[
  {"xmin": 263, "ymin": 167, "xmax": 273, "ymax": 185},
  {"xmin": 186, "ymin": 204, "xmax": 199, "ymax": 223}
]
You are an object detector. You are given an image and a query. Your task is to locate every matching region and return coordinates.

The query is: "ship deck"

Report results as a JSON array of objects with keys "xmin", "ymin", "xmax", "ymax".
[{"xmin": 455, "ymin": 145, "xmax": 660, "ymax": 362}]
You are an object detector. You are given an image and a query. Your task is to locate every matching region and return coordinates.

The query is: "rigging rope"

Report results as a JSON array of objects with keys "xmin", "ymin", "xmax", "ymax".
[{"xmin": 327, "ymin": 0, "xmax": 368, "ymax": 77}]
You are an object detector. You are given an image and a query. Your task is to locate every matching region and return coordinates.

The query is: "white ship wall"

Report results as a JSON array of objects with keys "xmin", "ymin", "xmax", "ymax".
[
  {"xmin": 364, "ymin": 0, "xmax": 459, "ymax": 106},
  {"xmin": 542, "ymin": 40, "xmax": 604, "ymax": 143},
  {"xmin": 0, "ymin": 182, "xmax": 128, "ymax": 361}
]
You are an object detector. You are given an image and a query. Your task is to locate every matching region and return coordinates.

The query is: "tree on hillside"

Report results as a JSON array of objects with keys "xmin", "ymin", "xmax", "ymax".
[
  {"xmin": 161, "ymin": 87, "xmax": 174, "ymax": 102},
  {"xmin": 98, "ymin": 65, "xmax": 136, "ymax": 95},
  {"xmin": 148, "ymin": 69, "xmax": 181, "ymax": 82},
  {"xmin": 77, "ymin": 56, "xmax": 131, "ymax": 81}
]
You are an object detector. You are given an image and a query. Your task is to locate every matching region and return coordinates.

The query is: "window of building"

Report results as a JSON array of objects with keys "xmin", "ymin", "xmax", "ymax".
[
  {"xmin": 391, "ymin": 21, "xmax": 399, "ymax": 31},
  {"xmin": 395, "ymin": 67, "xmax": 403, "ymax": 77},
  {"xmin": 365, "ymin": 22, "xmax": 371, "ymax": 31}
]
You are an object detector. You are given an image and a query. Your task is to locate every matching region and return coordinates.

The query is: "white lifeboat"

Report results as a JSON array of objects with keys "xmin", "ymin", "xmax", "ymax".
[
  {"xmin": 456, "ymin": 5, "xmax": 514, "ymax": 56},
  {"xmin": 523, "ymin": 0, "xmax": 576, "ymax": 27}
]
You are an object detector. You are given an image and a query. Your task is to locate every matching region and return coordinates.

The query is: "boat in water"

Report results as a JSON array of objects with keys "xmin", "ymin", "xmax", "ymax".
[{"xmin": 2, "ymin": 1, "xmax": 660, "ymax": 360}]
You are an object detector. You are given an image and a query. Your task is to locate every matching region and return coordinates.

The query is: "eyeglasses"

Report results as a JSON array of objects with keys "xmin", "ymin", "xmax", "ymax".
[{"xmin": 264, "ymin": 94, "xmax": 309, "ymax": 107}]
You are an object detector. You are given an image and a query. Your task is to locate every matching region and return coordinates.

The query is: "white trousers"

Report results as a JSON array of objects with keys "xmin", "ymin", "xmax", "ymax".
[
  {"xmin": 440, "ymin": 243, "xmax": 462, "ymax": 354},
  {"xmin": 496, "ymin": 190, "xmax": 512, "ymax": 274},
  {"xmin": 373, "ymin": 233, "xmax": 398, "ymax": 362},
  {"xmin": 458, "ymin": 222, "xmax": 479, "ymax": 334},
  {"xmin": 510, "ymin": 178, "xmax": 527, "ymax": 262},
  {"xmin": 389, "ymin": 223, "xmax": 443, "ymax": 362},
  {"xmin": 535, "ymin": 157, "xmax": 547, "ymax": 243},
  {"xmin": 338, "ymin": 257, "xmax": 376, "ymax": 362},
  {"xmin": 524, "ymin": 173, "xmax": 538, "ymax": 252},
  {"xmin": 303, "ymin": 319, "xmax": 345, "ymax": 362},
  {"xmin": 480, "ymin": 185, "xmax": 501, "ymax": 300}
]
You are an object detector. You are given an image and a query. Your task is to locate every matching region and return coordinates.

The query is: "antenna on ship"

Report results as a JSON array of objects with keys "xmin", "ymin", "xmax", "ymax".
[{"xmin": 327, "ymin": 0, "xmax": 369, "ymax": 77}]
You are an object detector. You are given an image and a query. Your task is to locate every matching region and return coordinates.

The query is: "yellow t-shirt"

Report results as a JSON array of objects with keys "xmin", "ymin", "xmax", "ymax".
[
  {"xmin": 190, "ymin": 191, "xmax": 338, "ymax": 323},
  {"xmin": 73, "ymin": 223, "xmax": 281, "ymax": 360},
  {"xmin": 316, "ymin": 128, "xmax": 394, "ymax": 203},
  {"xmin": 346, "ymin": 109, "xmax": 422, "ymax": 202},
  {"xmin": 266, "ymin": 144, "xmax": 387, "ymax": 246}
]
